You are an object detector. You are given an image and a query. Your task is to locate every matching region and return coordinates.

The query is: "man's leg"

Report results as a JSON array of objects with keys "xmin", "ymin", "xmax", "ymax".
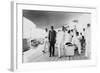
[
  {"xmin": 43, "ymin": 41, "xmax": 46, "ymax": 53},
  {"xmin": 58, "ymin": 43, "xmax": 61, "ymax": 57},
  {"xmin": 49, "ymin": 43, "xmax": 52, "ymax": 57},
  {"xmin": 52, "ymin": 43, "xmax": 55, "ymax": 56},
  {"xmin": 78, "ymin": 43, "xmax": 81, "ymax": 55}
]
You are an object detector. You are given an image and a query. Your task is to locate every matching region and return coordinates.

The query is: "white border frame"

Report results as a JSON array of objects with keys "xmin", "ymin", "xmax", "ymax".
[{"xmin": 11, "ymin": 1, "xmax": 97, "ymax": 72}]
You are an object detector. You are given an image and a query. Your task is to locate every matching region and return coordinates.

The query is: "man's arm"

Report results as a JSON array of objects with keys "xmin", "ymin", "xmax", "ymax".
[
  {"xmin": 55, "ymin": 31, "xmax": 56, "ymax": 38},
  {"xmin": 54, "ymin": 30, "xmax": 56, "ymax": 42}
]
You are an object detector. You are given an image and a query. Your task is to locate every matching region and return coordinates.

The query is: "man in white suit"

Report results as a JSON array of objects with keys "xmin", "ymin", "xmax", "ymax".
[
  {"xmin": 56, "ymin": 26, "xmax": 65, "ymax": 58},
  {"xmin": 72, "ymin": 31, "xmax": 81, "ymax": 55}
]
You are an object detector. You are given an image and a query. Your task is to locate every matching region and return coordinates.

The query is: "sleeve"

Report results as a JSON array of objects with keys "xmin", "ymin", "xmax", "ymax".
[{"xmin": 55, "ymin": 31, "xmax": 56, "ymax": 38}]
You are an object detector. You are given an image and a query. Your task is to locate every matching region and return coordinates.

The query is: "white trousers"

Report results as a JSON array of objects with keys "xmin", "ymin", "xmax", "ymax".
[
  {"xmin": 57, "ymin": 42, "xmax": 64, "ymax": 57},
  {"xmin": 76, "ymin": 43, "xmax": 81, "ymax": 54},
  {"xmin": 44, "ymin": 40, "xmax": 49, "ymax": 52}
]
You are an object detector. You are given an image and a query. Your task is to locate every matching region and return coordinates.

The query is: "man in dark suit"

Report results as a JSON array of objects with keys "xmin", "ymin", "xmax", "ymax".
[{"xmin": 48, "ymin": 26, "xmax": 56, "ymax": 57}]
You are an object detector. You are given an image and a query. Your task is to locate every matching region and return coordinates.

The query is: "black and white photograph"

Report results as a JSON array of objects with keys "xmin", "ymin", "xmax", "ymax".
[{"xmin": 22, "ymin": 10, "xmax": 91, "ymax": 63}]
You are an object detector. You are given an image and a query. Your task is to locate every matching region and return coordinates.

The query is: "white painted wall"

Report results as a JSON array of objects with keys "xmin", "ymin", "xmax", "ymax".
[{"xmin": 0, "ymin": 0, "xmax": 100, "ymax": 73}]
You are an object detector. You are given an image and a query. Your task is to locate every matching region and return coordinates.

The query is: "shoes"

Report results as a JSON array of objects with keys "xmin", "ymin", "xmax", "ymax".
[
  {"xmin": 42, "ymin": 50, "xmax": 46, "ymax": 53},
  {"xmin": 59, "ymin": 56, "xmax": 62, "ymax": 58},
  {"xmin": 52, "ymin": 54, "xmax": 55, "ymax": 56},
  {"xmin": 49, "ymin": 56, "xmax": 51, "ymax": 57}
]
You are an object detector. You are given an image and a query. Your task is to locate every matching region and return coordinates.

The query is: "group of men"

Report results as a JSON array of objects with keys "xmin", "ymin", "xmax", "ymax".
[{"xmin": 43, "ymin": 25, "xmax": 88, "ymax": 58}]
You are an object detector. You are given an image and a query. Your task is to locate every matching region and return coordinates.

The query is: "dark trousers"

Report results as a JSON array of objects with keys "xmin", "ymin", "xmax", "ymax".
[{"xmin": 49, "ymin": 42, "xmax": 55, "ymax": 56}]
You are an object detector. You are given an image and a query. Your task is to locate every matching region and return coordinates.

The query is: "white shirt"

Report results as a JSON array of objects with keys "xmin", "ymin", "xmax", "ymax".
[
  {"xmin": 56, "ymin": 31, "xmax": 65, "ymax": 44},
  {"xmin": 44, "ymin": 31, "xmax": 48, "ymax": 41},
  {"xmin": 72, "ymin": 35, "xmax": 80, "ymax": 46},
  {"xmin": 64, "ymin": 31, "xmax": 72, "ymax": 43}
]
